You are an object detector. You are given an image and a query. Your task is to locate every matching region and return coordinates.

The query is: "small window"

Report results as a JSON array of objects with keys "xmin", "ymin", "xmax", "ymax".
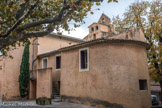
[
  {"xmin": 102, "ymin": 18, "xmax": 105, "ymax": 24},
  {"xmin": 96, "ymin": 26, "xmax": 98, "ymax": 30},
  {"xmin": 79, "ymin": 48, "xmax": 89, "ymax": 72},
  {"xmin": 139, "ymin": 80, "xmax": 147, "ymax": 90},
  {"xmin": 42, "ymin": 58, "xmax": 48, "ymax": 68},
  {"xmin": 102, "ymin": 32, "xmax": 107, "ymax": 37},
  {"xmin": 91, "ymin": 27, "xmax": 94, "ymax": 32},
  {"xmin": 56, "ymin": 55, "xmax": 61, "ymax": 70},
  {"xmin": 93, "ymin": 34, "xmax": 96, "ymax": 39}
]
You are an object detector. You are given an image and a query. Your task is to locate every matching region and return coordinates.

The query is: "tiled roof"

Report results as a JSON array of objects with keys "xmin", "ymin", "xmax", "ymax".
[
  {"xmin": 98, "ymin": 13, "xmax": 111, "ymax": 23},
  {"xmin": 101, "ymin": 13, "xmax": 111, "ymax": 20},
  {"xmin": 38, "ymin": 50, "xmax": 60, "ymax": 58},
  {"xmin": 60, "ymin": 38, "xmax": 150, "ymax": 51},
  {"xmin": 37, "ymin": 38, "xmax": 150, "ymax": 58}
]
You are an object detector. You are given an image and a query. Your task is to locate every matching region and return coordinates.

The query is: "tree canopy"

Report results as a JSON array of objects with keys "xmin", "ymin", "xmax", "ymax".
[{"xmin": 0, "ymin": 0, "xmax": 118, "ymax": 55}]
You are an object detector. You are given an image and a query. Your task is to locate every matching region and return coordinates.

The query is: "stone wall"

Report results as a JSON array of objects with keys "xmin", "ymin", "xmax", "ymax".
[{"xmin": 60, "ymin": 43, "xmax": 151, "ymax": 108}]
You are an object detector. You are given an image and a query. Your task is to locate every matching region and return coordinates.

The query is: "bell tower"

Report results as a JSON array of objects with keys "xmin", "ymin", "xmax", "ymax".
[{"xmin": 84, "ymin": 13, "xmax": 114, "ymax": 41}]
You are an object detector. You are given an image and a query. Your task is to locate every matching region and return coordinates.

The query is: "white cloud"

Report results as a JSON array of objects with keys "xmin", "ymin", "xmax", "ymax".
[
  {"xmin": 53, "ymin": 26, "xmax": 89, "ymax": 39},
  {"xmin": 62, "ymin": 27, "xmax": 89, "ymax": 39}
]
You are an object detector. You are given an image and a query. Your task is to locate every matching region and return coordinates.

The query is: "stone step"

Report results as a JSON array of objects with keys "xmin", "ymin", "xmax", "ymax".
[
  {"xmin": 54, "ymin": 96, "xmax": 60, "ymax": 99},
  {"xmin": 54, "ymin": 95, "xmax": 60, "ymax": 97},
  {"xmin": 52, "ymin": 98, "xmax": 60, "ymax": 102}
]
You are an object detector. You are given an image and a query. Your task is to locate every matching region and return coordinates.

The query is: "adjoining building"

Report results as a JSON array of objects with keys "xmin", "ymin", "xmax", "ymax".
[
  {"xmin": 0, "ymin": 14, "xmax": 152, "ymax": 108},
  {"xmin": 0, "ymin": 33, "xmax": 83, "ymax": 101}
]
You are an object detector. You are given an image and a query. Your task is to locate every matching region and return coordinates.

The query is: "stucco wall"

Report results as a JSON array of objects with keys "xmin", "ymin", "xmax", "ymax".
[
  {"xmin": 2, "ymin": 46, "xmax": 24, "ymax": 100},
  {"xmin": 60, "ymin": 43, "xmax": 151, "ymax": 108},
  {"xmin": 1, "ymin": 38, "xmax": 36, "ymax": 100},
  {"xmin": 38, "ymin": 36, "xmax": 79, "ymax": 54},
  {"xmin": 109, "ymin": 28, "xmax": 146, "ymax": 42},
  {"xmin": 29, "ymin": 38, "xmax": 38, "ymax": 70},
  {"xmin": 88, "ymin": 23, "xmax": 111, "ymax": 40},
  {"xmin": 36, "ymin": 68, "xmax": 52, "ymax": 98},
  {"xmin": 37, "ymin": 53, "xmax": 61, "ymax": 91},
  {"xmin": 29, "ymin": 80, "xmax": 36, "ymax": 100},
  {"xmin": 98, "ymin": 14, "xmax": 110, "ymax": 25}
]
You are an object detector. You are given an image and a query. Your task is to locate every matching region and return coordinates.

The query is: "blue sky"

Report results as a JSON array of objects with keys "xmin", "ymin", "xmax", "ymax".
[{"xmin": 63, "ymin": 0, "xmax": 152, "ymax": 39}]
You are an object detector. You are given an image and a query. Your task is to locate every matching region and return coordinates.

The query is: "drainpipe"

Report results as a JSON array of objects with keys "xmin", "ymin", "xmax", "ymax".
[{"xmin": 32, "ymin": 38, "xmax": 38, "ymax": 73}]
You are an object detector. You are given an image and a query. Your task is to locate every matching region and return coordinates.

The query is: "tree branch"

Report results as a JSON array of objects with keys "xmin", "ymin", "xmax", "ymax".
[
  {"xmin": 0, "ymin": 29, "xmax": 52, "ymax": 50},
  {"xmin": 0, "ymin": 0, "xmax": 104, "ymax": 50},
  {"xmin": 0, "ymin": 0, "xmax": 39, "ymax": 38},
  {"xmin": 15, "ymin": 0, "xmax": 29, "ymax": 20},
  {"xmin": 17, "ymin": 0, "xmax": 81, "ymax": 31}
]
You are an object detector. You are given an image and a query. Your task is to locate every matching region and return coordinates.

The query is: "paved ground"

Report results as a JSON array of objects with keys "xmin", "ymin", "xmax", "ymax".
[
  {"xmin": 152, "ymin": 105, "xmax": 162, "ymax": 108},
  {"xmin": 0, "ymin": 99, "xmax": 95, "ymax": 108}
]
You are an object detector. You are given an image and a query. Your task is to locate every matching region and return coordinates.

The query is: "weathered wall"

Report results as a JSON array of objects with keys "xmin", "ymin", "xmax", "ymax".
[
  {"xmin": 37, "ymin": 53, "xmax": 61, "ymax": 91},
  {"xmin": 60, "ymin": 43, "xmax": 151, "ymax": 108},
  {"xmin": 29, "ymin": 80, "xmax": 36, "ymax": 100},
  {"xmin": 38, "ymin": 36, "xmax": 79, "ymax": 54},
  {"xmin": 29, "ymin": 38, "xmax": 38, "ymax": 70},
  {"xmin": 88, "ymin": 23, "xmax": 111, "ymax": 40},
  {"xmin": 2, "ymin": 46, "xmax": 24, "ymax": 100},
  {"xmin": 36, "ymin": 68, "xmax": 52, "ymax": 98},
  {"xmin": 98, "ymin": 14, "xmax": 110, "ymax": 25},
  {"xmin": 109, "ymin": 28, "xmax": 146, "ymax": 42},
  {"xmin": 1, "ymin": 38, "xmax": 37, "ymax": 100},
  {"xmin": 86, "ymin": 14, "xmax": 113, "ymax": 41}
]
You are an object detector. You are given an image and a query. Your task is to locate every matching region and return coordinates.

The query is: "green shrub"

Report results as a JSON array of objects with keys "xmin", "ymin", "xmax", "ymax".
[{"xmin": 36, "ymin": 97, "xmax": 51, "ymax": 105}]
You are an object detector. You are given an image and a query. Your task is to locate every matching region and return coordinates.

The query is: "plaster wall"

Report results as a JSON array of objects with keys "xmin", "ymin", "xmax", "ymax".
[
  {"xmin": 29, "ymin": 38, "xmax": 38, "ymax": 70},
  {"xmin": 109, "ymin": 28, "xmax": 146, "ymax": 42},
  {"xmin": 37, "ymin": 53, "xmax": 61, "ymax": 90},
  {"xmin": 2, "ymin": 46, "xmax": 24, "ymax": 100},
  {"xmin": 60, "ymin": 43, "xmax": 151, "ymax": 108},
  {"xmin": 0, "ymin": 38, "xmax": 37, "ymax": 100},
  {"xmin": 38, "ymin": 36, "xmax": 79, "ymax": 54},
  {"xmin": 29, "ymin": 80, "xmax": 36, "ymax": 100},
  {"xmin": 36, "ymin": 68, "xmax": 52, "ymax": 98},
  {"xmin": 98, "ymin": 14, "xmax": 110, "ymax": 24},
  {"xmin": 88, "ymin": 23, "xmax": 111, "ymax": 40}
]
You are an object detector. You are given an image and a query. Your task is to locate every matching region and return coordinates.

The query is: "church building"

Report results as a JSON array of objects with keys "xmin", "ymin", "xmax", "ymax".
[{"xmin": 0, "ymin": 14, "xmax": 151, "ymax": 108}]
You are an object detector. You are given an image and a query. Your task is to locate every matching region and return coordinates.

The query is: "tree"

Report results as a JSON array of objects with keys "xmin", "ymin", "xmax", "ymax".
[
  {"xmin": 19, "ymin": 43, "xmax": 30, "ymax": 98},
  {"xmin": 0, "ymin": 0, "xmax": 118, "ymax": 55},
  {"xmin": 113, "ymin": 0, "xmax": 162, "ymax": 101}
]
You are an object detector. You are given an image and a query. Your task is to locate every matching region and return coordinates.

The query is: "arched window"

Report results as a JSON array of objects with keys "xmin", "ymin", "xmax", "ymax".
[
  {"xmin": 96, "ymin": 26, "xmax": 98, "ymax": 30},
  {"xmin": 91, "ymin": 27, "xmax": 94, "ymax": 32},
  {"xmin": 102, "ymin": 18, "xmax": 105, "ymax": 24}
]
